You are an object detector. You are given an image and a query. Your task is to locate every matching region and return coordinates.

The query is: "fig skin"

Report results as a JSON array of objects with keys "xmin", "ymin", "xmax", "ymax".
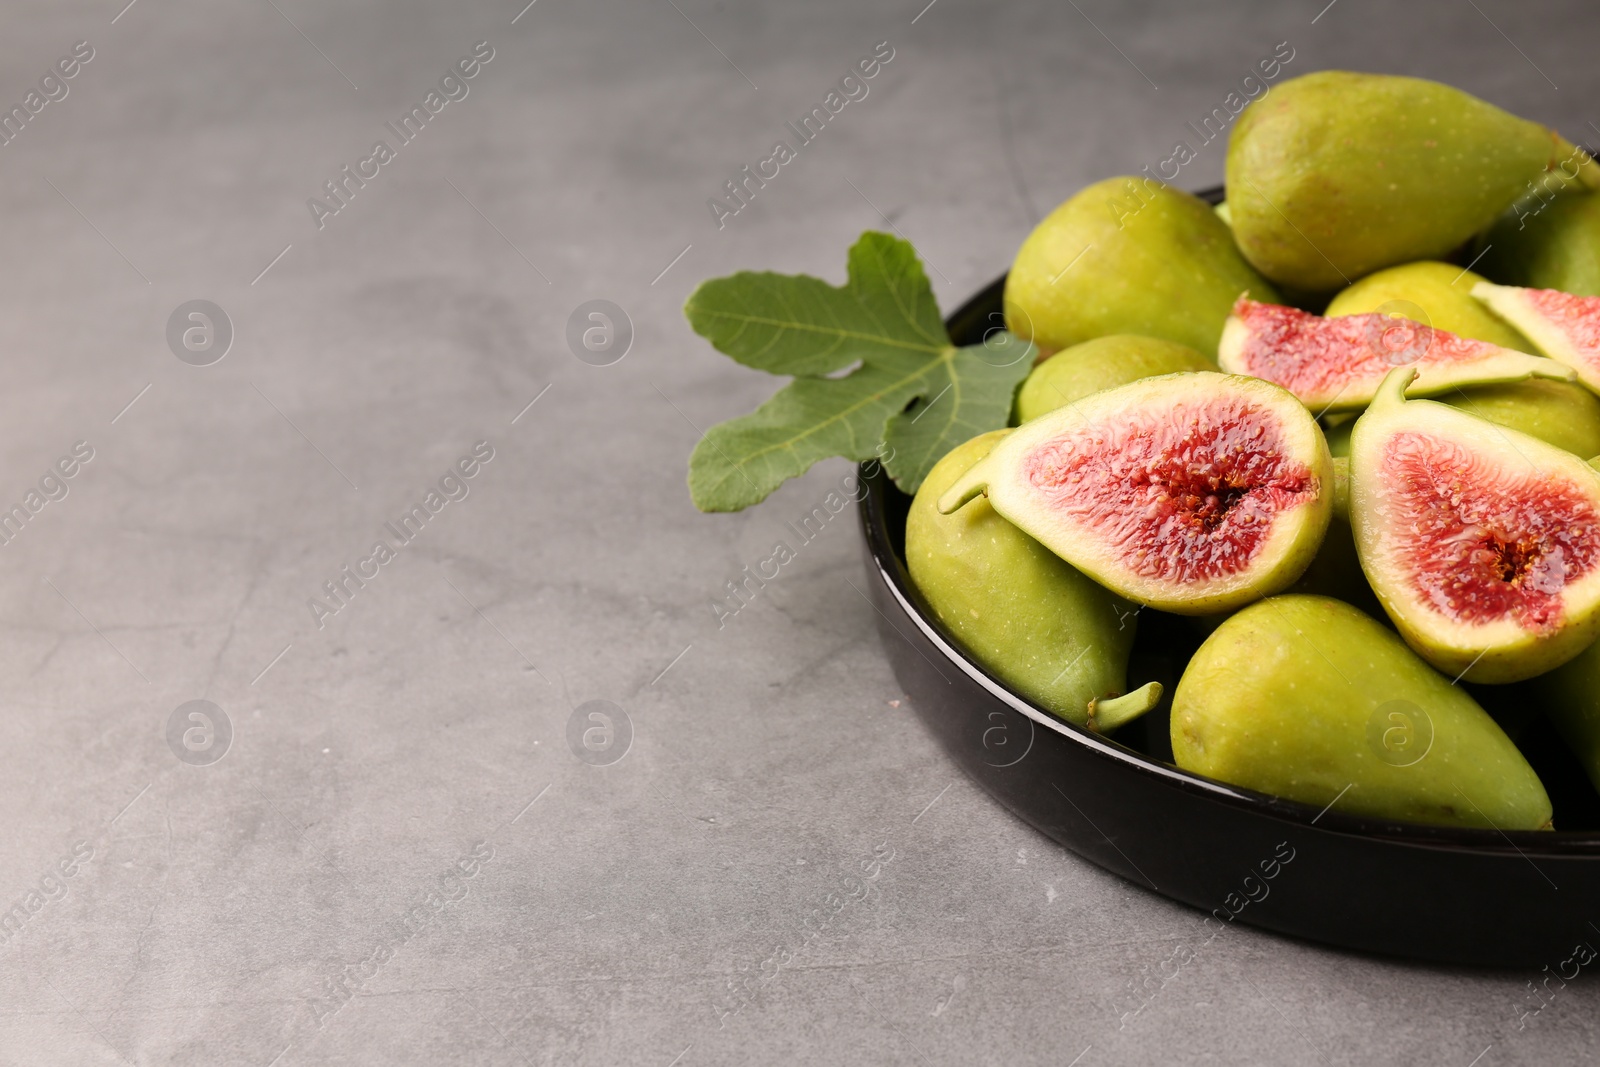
[
  {"xmin": 1014, "ymin": 334, "xmax": 1214, "ymax": 423},
  {"xmin": 1349, "ymin": 368, "xmax": 1600, "ymax": 683},
  {"xmin": 939, "ymin": 373, "xmax": 1333, "ymax": 616},
  {"xmin": 1434, "ymin": 380, "xmax": 1600, "ymax": 460},
  {"xmin": 1476, "ymin": 189, "xmax": 1600, "ymax": 297},
  {"xmin": 1326, "ymin": 380, "xmax": 1600, "ymax": 462},
  {"xmin": 1003, "ymin": 177, "xmax": 1279, "ymax": 358},
  {"xmin": 1322, "ymin": 262, "xmax": 1600, "ymax": 458},
  {"xmin": 906, "ymin": 431, "xmax": 1161, "ymax": 731},
  {"xmin": 1325, "ymin": 381, "xmax": 1600, "ymax": 461},
  {"xmin": 1172, "ymin": 595, "xmax": 1552, "ymax": 830},
  {"xmin": 1226, "ymin": 71, "xmax": 1598, "ymax": 291}
]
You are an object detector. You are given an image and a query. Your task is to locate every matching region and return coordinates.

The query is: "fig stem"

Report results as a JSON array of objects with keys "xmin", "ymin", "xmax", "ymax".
[
  {"xmin": 1089, "ymin": 680, "xmax": 1163, "ymax": 732},
  {"xmin": 1524, "ymin": 361, "xmax": 1581, "ymax": 384},
  {"xmin": 1554, "ymin": 134, "xmax": 1600, "ymax": 193},
  {"xmin": 1374, "ymin": 365, "xmax": 1420, "ymax": 411},
  {"xmin": 936, "ymin": 458, "xmax": 992, "ymax": 515}
]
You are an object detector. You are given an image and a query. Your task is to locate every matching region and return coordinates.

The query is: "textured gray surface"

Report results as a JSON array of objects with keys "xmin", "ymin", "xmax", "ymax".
[{"xmin": 0, "ymin": 0, "xmax": 1597, "ymax": 1063}]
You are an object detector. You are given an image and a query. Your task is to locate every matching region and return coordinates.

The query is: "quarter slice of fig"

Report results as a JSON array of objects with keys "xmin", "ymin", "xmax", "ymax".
[
  {"xmin": 1472, "ymin": 282, "xmax": 1600, "ymax": 394},
  {"xmin": 1218, "ymin": 295, "xmax": 1574, "ymax": 412},
  {"xmin": 1349, "ymin": 366, "xmax": 1600, "ymax": 683},
  {"xmin": 937, "ymin": 372, "xmax": 1332, "ymax": 615}
]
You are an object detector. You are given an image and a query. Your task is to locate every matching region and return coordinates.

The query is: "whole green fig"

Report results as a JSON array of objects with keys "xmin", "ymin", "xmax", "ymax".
[
  {"xmin": 1014, "ymin": 334, "xmax": 1214, "ymax": 423},
  {"xmin": 1227, "ymin": 71, "xmax": 1598, "ymax": 291},
  {"xmin": 1172, "ymin": 595, "xmax": 1552, "ymax": 829},
  {"xmin": 1004, "ymin": 177, "xmax": 1279, "ymax": 357},
  {"xmin": 906, "ymin": 431, "xmax": 1161, "ymax": 730},
  {"xmin": 1477, "ymin": 190, "xmax": 1600, "ymax": 297},
  {"xmin": 1435, "ymin": 380, "xmax": 1600, "ymax": 459}
]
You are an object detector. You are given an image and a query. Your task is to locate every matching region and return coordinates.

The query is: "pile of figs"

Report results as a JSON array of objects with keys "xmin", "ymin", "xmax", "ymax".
[{"xmin": 909, "ymin": 71, "xmax": 1600, "ymax": 831}]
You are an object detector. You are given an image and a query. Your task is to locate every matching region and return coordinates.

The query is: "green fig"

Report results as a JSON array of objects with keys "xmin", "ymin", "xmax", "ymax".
[
  {"xmin": 1477, "ymin": 189, "xmax": 1600, "ymax": 296},
  {"xmin": 1172, "ymin": 595, "xmax": 1553, "ymax": 829},
  {"xmin": 1323, "ymin": 261, "xmax": 1600, "ymax": 457},
  {"xmin": 1434, "ymin": 379, "xmax": 1600, "ymax": 459},
  {"xmin": 1349, "ymin": 367, "xmax": 1600, "ymax": 683},
  {"xmin": 939, "ymin": 373, "xmax": 1332, "ymax": 616},
  {"xmin": 1326, "ymin": 389, "xmax": 1600, "ymax": 461},
  {"xmin": 907, "ymin": 431, "xmax": 1161, "ymax": 730},
  {"xmin": 1528, "ymin": 638, "xmax": 1600, "ymax": 794},
  {"xmin": 1227, "ymin": 71, "xmax": 1599, "ymax": 291},
  {"xmin": 1004, "ymin": 177, "xmax": 1280, "ymax": 357},
  {"xmin": 1014, "ymin": 334, "xmax": 1215, "ymax": 423}
]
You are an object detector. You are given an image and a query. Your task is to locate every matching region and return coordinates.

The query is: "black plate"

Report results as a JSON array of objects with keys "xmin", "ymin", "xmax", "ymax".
[{"xmin": 857, "ymin": 190, "xmax": 1600, "ymax": 967}]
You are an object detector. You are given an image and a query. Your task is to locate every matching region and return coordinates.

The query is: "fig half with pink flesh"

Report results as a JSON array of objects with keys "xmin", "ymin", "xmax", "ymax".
[
  {"xmin": 937, "ymin": 372, "xmax": 1332, "ymax": 615},
  {"xmin": 1350, "ymin": 366, "xmax": 1600, "ymax": 683},
  {"xmin": 1218, "ymin": 296, "xmax": 1574, "ymax": 412},
  {"xmin": 1472, "ymin": 282, "xmax": 1600, "ymax": 394}
]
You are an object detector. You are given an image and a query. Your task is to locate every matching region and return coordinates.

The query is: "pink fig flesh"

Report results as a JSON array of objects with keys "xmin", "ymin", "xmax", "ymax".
[
  {"xmin": 939, "ymin": 372, "xmax": 1333, "ymax": 614},
  {"xmin": 1473, "ymin": 282, "xmax": 1600, "ymax": 394},
  {"xmin": 1350, "ymin": 366, "xmax": 1600, "ymax": 682},
  {"xmin": 1218, "ymin": 296, "xmax": 1573, "ymax": 411}
]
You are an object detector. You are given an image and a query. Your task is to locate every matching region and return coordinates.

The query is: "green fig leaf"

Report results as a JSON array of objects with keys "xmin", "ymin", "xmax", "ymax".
[{"xmin": 685, "ymin": 231, "xmax": 1034, "ymax": 512}]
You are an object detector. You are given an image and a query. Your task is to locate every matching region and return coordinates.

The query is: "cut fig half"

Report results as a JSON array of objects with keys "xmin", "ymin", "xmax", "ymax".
[
  {"xmin": 1218, "ymin": 296, "xmax": 1574, "ymax": 412},
  {"xmin": 1349, "ymin": 366, "xmax": 1600, "ymax": 683},
  {"xmin": 937, "ymin": 372, "xmax": 1332, "ymax": 615},
  {"xmin": 1472, "ymin": 282, "xmax": 1600, "ymax": 394}
]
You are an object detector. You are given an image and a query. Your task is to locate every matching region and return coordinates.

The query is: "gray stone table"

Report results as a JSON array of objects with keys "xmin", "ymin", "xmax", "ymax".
[{"xmin": 0, "ymin": 0, "xmax": 1596, "ymax": 1063}]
